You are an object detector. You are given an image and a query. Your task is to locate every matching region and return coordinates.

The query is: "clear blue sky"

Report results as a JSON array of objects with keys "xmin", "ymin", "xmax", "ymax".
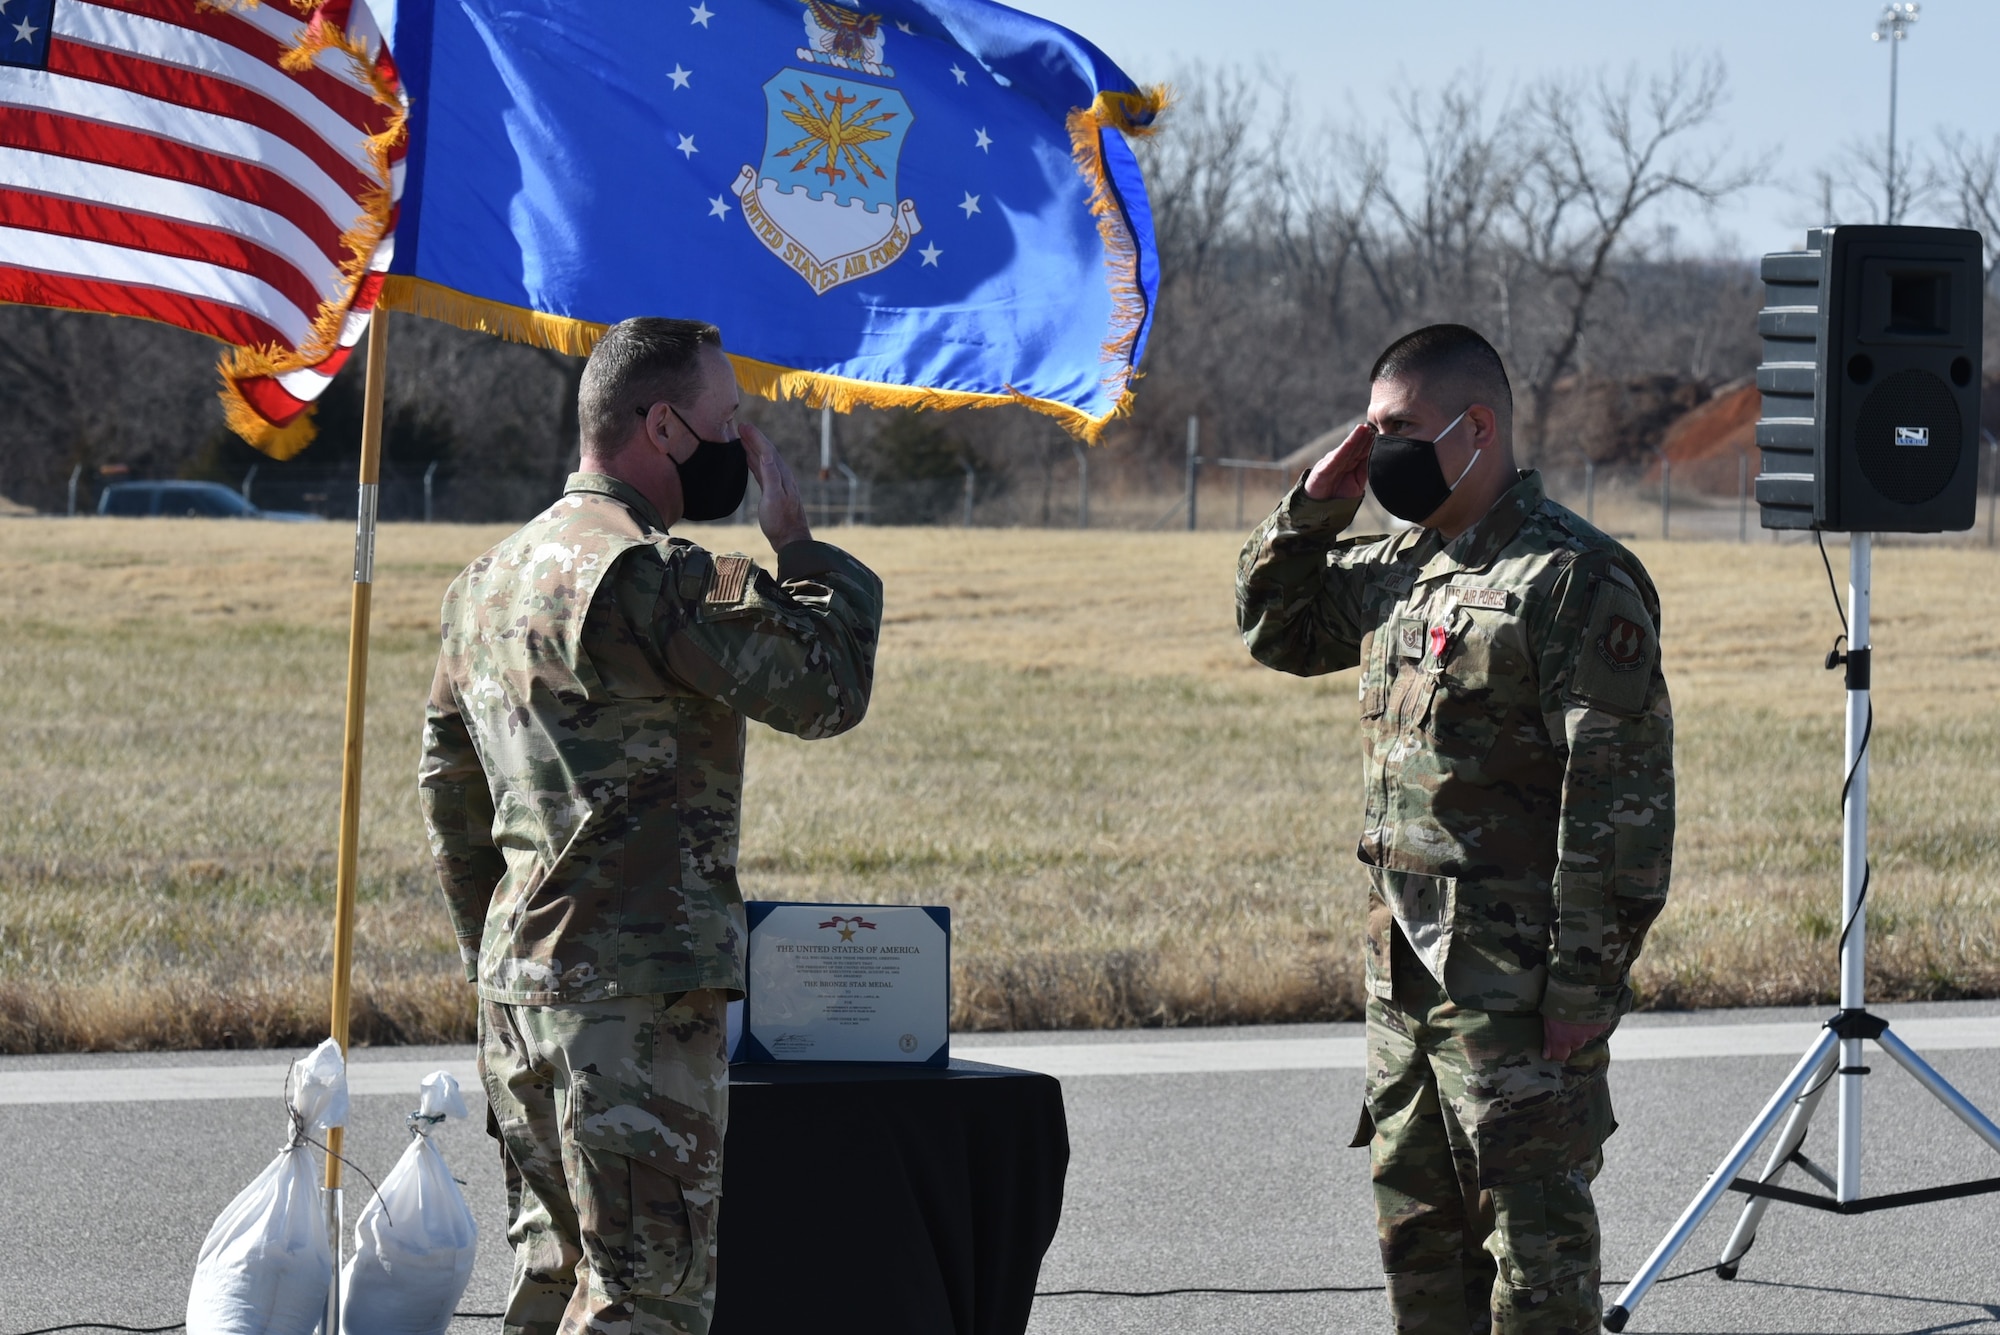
[{"xmin": 1007, "ymin": 0, "xmax": 2000, "ymax": 258}]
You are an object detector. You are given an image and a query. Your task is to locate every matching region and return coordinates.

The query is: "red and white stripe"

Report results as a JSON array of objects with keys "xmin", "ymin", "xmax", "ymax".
[{"xmin": 0, "ymin": 0, "xmax": 402, "ymax": 450}]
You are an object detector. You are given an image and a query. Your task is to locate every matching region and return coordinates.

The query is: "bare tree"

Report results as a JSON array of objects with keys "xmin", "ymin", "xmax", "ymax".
[
  {"xmin": 1812, "ymin": 134, "xmax": 1940, "ymax": 228},
  {"xmin": 1505, "ymin": 55, "xmax": 1760, "ymax": 462},
  {"xmin": 1940, "ymin": 132, "xmax": 2000, "ymax": 290},
  {"xmin": 1266, "ymin": 114, "xmax": 1378, "ymax": 344},
  {"xmin": 1366, "ymin": 82, "xmax": 1522, "ymax": 323},
  {"xmin": 1137, "ymin": 67, "xmax": 1268, "ymax": 296},
  {"xmin": 1130, "ymin": 68, "xmax": 1302, "ymax": 454},
  {"xmin": 0, "ymin": 308, "xmax": 221, "ymax": 509}
]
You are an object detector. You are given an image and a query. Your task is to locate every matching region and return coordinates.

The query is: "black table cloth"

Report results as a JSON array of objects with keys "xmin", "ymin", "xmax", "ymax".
[{"xmin": 711, "ymin": 1058, "xmax": 1068, "ymax": 1335}]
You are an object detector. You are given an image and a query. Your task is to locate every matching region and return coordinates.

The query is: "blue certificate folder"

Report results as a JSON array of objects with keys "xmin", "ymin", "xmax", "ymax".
[{"xmin": 732, "ymin": 902, "xmax": 952, "ymax": 1067}]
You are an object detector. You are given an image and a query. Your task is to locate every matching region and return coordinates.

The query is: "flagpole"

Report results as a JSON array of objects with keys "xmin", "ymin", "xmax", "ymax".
[{"xmin": 323, "ymin": 311, "xmax": 387, "ymax": 1335}]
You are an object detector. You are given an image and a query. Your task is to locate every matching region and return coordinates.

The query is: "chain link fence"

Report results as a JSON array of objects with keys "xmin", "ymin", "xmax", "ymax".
[
  {"xmin": 778, "ymin": 442, "xmax": 2000, "ymax": 548},
  {"xmin": 45, "ymin": 431, "xmax": 2000, "ymax": 548},
  {"xmin": 60, "ymin": 457, "xmax": 453, "ymax": 522}
]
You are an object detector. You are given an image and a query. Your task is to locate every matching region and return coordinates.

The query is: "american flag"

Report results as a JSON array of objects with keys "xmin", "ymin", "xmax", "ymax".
[{"xmin": 0, "ymin": 0, "xmax": 403, "ymax": 458}]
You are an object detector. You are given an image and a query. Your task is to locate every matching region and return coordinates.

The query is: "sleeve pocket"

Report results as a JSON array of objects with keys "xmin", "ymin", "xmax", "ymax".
[
  {"xmin": 1565, "ymin": 579, "xmax": 1656, "ymax": 717},
  {"xmin": 1359, "ymin": 626, "xmax": 1386, "ymax": 718},
  {"xmin": 1552, "ymin": 867, "xmax": 1609, "ymax": 970}
]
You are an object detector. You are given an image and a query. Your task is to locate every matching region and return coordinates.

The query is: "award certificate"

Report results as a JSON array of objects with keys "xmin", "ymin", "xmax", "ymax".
[{"xmin": 737, "ymin": 902, "xmax": 950, "ymax": 1065}]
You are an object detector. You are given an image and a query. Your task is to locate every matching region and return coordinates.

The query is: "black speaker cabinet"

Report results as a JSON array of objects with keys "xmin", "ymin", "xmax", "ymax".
[{"xmin": 1755, "ymin": 225, "xmax": 1984, "ymax": 532}]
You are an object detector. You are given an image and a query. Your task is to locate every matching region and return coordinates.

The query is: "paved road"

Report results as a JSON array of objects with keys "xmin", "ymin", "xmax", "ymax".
[{"xmin": 4, "ymin": 1000, "xmax": 1998, "ymax": 1335}]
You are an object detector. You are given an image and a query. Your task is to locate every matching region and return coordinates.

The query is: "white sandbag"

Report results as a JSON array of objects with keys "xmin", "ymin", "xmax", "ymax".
[
  {"xmin": 340, "ymin": 1070, "xmax": 478, "ymax": 1335},
  {"xmin": 188, "ymin": 1038, "xmax": 349, "ymax": 1335}
]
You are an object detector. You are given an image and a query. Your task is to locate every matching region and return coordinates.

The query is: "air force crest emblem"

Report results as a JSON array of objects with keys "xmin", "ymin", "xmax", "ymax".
[{"xmin": 732, "ymin": 2, "xmax": 921, "ymax": 295}]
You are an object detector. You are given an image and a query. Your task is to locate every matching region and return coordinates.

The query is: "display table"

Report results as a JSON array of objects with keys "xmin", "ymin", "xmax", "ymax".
[{"xmin": 712, "ymin": 1058, "xmax": 1068, "ymax": 1335}]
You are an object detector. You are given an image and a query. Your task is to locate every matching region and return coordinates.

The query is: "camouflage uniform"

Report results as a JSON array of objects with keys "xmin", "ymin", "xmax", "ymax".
[
  {"xmin": 480, "ymin": 991, "xmax": 730, "ymax": 1335},
  {"xmin": 1237, "ymin": 470, "xmax": 1672, "ymax": 1334},
  {"xmin": 420, "ymin": 472, "xmax": 882, "ymax": 1335}
]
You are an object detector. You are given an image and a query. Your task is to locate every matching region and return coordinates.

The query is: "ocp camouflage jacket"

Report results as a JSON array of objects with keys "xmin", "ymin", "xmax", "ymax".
[
  {"xmin": 419, "ymin": 473, "xmax": 883, "ymax": 1005},
  {"xmin": 1237, "ymin": 470, "xmax": 1673, "ymax": 1025}
]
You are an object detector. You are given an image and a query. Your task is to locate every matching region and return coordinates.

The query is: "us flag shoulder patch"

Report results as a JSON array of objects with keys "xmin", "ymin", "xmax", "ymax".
[{"xmin": 704, "ymin": 553, "xmax": 756, "ymax": 607}]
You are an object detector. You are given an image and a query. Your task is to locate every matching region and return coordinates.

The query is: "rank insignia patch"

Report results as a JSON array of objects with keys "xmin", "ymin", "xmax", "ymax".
[{"xmin": 1597, "ymin": 615, "xmax": 1648, "ymax": 672}]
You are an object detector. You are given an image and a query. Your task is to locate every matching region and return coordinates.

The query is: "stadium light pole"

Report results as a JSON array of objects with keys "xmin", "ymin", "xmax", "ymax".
[
  {"xmin": 820, "ymin": 403, "xmax": 833, "ymax": 530},
  {"xmin": 1872, "ymin": 3, "xmax": 1919, "ymax": 222}
]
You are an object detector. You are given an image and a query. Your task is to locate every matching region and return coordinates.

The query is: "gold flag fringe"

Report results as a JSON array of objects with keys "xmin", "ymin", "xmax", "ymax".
[
  {"xmin": 381, "ymin": 277, "xmax": 1131, "ymax": 442},
  {"xmin": 1067, "ymin": 85, "xmax": 1167, "ymax": 411},
  {"xmin": 382, "ymin": 276, "xmax": 604, "ymax": 355},
  {"xmin": 216, "ymin": 1, "xmax": 406, "ymax": 458}
]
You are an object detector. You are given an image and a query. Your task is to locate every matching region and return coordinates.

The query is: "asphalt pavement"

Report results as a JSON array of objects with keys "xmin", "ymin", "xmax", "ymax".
[{"xmin": 3, "ymin": 999, "xmax": 1998, "ymax": 1335}]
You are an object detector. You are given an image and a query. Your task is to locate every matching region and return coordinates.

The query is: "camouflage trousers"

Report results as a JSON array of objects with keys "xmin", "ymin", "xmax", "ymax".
[
  {"xmin": 1363, "ymin": 934, "xmax": 1616, "ymax": 1335},
  {"xmin": 478, "ymin": 991, "xmax": 730, "ymax": 1335}
]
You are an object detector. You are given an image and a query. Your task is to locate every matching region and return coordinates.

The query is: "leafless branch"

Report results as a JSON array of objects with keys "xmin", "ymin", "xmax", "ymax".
[{"xmin": 1503, "ymin": 53, "xmax": 1759, "ymax": 460}]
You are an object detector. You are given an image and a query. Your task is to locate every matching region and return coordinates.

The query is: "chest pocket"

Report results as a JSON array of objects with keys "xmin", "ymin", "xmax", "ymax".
[
  {"xmin": 1411, "ymin": 597, "xmax": 1523, "ymax": 767},
  {"xmin": 1358, "ymin": 569, "xmax": 1418, "ymax": 720},
  {"xmin": 1359, "ymin": 626, "xmax": 1388, "ymax": 719}
]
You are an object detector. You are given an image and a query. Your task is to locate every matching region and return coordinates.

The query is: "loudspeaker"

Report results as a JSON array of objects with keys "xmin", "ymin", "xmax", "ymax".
[{"xmin": 1755, "ymin": 225, "xmax": 1985, "ymax": 532}]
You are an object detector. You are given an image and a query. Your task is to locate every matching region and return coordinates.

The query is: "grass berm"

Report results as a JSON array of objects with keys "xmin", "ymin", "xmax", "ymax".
[{"xmin": 1, "ymin": 515, "xmax": 1996, "ymax": 1051}]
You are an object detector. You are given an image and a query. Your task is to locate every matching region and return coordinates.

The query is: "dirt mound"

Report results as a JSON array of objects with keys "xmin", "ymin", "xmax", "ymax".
[
  {"xmin": 1656, "ymin": 373, "xmax": 2000, "ymax": 495},
  {"xmin": 1541, "ymin": 373, "xmax": 1712, "ymax": 467},
  {"xmin": 1658, "ymin": 376, "xmax": 1759, "ymax": 493}
]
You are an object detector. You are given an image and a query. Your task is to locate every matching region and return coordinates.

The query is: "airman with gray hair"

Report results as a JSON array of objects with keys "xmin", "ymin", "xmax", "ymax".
[{"xmin": 421, "ymin": 316, "xmax": 883, "ymax": 1335}]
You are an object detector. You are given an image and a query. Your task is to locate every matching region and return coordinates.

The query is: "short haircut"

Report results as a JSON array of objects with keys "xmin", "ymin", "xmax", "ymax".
[
  {"xmin": 1369, "ymin": 323, "xmax": 1513, "ymax": 421},
  {"xmin": 577, "ymin": 317, "xmax": 723, "ymax": 452}
]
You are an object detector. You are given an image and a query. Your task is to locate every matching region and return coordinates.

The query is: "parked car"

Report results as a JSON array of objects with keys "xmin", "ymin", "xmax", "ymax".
[{"xmin": 96, "ymin": 481, "xmax": 322, "ymax": 521}]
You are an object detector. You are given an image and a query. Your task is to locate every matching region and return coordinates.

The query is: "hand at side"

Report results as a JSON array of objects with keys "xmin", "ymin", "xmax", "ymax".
[{"xmin": 1542, "ymin": 1017, "xmax": 1611, "ymax": 1063}]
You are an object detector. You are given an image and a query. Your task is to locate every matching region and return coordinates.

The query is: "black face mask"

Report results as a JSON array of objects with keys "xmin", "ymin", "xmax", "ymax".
[
  {"xmin": 1366, "ymin": 408, "xmax": 1478, "ymax": 525},
  {"xmin": 663, "ymin": 404, "xmax": 749, "ymax": 521}
]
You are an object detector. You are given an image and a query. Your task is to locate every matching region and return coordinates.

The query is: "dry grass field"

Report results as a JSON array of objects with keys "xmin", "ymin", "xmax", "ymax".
[{"xmin": 1, "ymin": 512, "xmax": 1996, "ymax": 1051}]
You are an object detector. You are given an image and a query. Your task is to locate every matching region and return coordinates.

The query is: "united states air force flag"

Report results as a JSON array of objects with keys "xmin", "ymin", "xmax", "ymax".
[{"xmin": 380, "ymin": 0, "xmax": 1162, "ymax": 436}]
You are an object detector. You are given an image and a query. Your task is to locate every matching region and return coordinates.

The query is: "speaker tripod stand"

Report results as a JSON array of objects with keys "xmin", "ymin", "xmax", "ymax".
[{"xmin": 1603, "ymin": 532, "xmax": 2000, "ymax": 1332}]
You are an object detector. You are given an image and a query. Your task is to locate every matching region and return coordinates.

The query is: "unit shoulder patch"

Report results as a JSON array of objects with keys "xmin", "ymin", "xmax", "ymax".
[
  {"xmin": 1567, "ymin": 578, "xmax": 1657, "ymax": 715},
  {"xmin": 1598, "ymin": 615, "xmax": 1647, "ymax": 671}
]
